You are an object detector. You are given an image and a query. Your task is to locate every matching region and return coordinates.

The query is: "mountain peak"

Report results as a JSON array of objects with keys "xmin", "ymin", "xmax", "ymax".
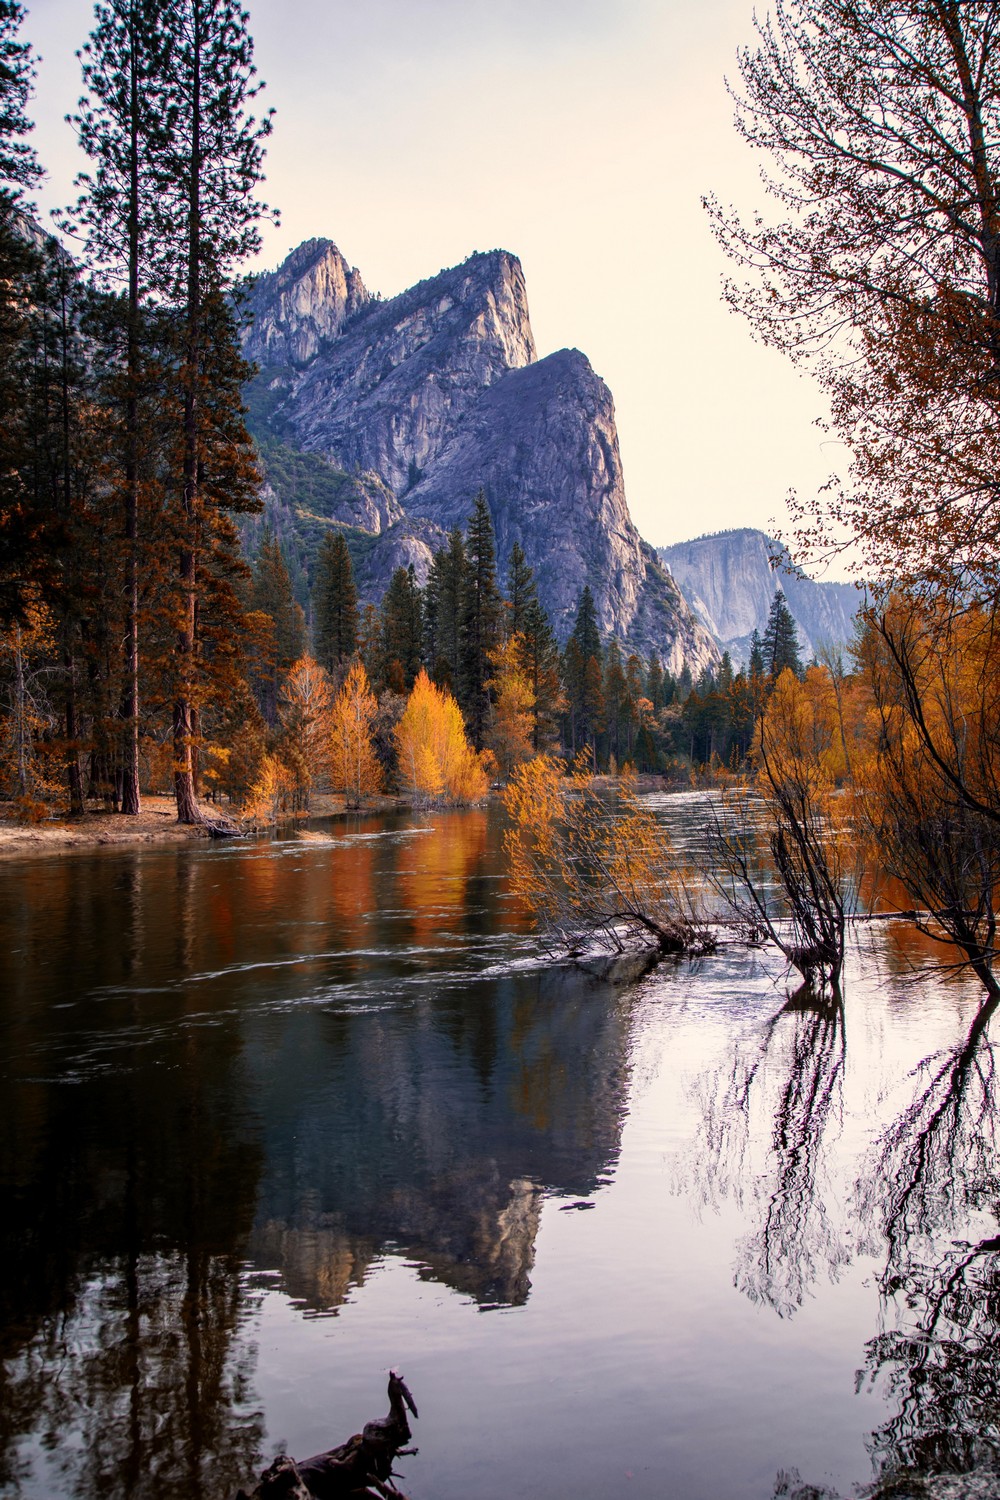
[{"xmin": 243, "ymin": 239, "xmax": 370, "ymax": 370}]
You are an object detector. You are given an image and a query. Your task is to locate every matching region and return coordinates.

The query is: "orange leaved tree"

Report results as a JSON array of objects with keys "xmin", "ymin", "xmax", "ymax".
[
  {"xmin": 394, "ymin": 669, "xmax": 487, "ymax": 806},
  {"xmin": 503, "ymin": 753, "xmax": 709, "ymax": 959},
  {"xmin": 330, "ymin": 661, "xmax": 382, "ymax": 809},
  {"xmin": 278, "ymin": 654, "xmax": 335, "ymax": 809}
]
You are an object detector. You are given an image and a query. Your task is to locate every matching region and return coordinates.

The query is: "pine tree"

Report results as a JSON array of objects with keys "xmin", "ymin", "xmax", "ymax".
[
  {"xmin": 459, "ymin": 491, "xmax": 503, "ymax": 747},
  {"xmin": 249, "ymin": 535, "xmax": 304, "ymax": 724},
  {"xmin": 424, "ymin": 527, "xmax": 466, "ymax": 688},
  {"xmin": 312, "ymin": 529, "xmax": 358, "ymax": 672},
  {"xmin": 153, "ymin": 0, "xmax": 274, "ymax": 823},
  {"xmin": 762, "ymin": 590, "xmax": 802, "ymax": 679},
  {"xmin": 570, "ymin": 584, "xmax": 602, "ymax": 666},
  {"xmin": 66, "ymin": 0, "xmax": 170, "ymax": 813},
  {"xmin": 505, "ymin": 540, "xmax": 536, "ymax": 636},
  {"xmin": 521, "ymin": 597, "xmax": 563, "ymax": 753},
  {"xmin": 748, "ymin": 628, "xmax": 765, "ymax": 680},
  {"xmin": 564, "ymin": 586, "xmax": 603, "ymax": 759},
  {"xmin": 380, "ymin": 564, "xmax": 423, "ymax": 692},
  {"xmin": 0, "ymin": 1, "xmax": 51, "ymax": 628}
]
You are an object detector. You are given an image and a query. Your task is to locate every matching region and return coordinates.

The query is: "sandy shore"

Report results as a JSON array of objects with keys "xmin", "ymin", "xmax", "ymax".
[{"xmin": 0, "ymin": 791, "xmax": 408, "ymax": 856}]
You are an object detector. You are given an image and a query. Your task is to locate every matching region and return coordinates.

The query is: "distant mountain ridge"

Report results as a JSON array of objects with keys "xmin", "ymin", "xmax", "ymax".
[
  {"xmin": 242, "ymin": 238, "xmax": 720, "ymax": 674},
  {"xmin": 657, "ymin": 529, "xmax": 862, "ymax": 666}
]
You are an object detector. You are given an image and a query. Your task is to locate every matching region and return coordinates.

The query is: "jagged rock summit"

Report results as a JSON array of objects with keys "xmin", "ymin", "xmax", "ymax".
[{"xmin": 243, "ymin": 239, "xmax": 718, "ymax": 673}]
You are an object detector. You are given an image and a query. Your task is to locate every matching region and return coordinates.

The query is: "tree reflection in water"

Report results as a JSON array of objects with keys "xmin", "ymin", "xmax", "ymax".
[
  {"xmin": 858, "ymin": 992, "xmax": 1000, "ymax": 1483},
  {"xmin": 715, "ymin": 979, "xmax": 1000, "ymax": 1495},
  {"xmin": 691, "ymin": 983, "xmax": 848, "ymax": 1320}
]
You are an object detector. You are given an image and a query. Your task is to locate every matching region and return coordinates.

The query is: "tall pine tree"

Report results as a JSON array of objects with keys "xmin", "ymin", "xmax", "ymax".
[
  {"xmin": 153, "ymin": 0, "xmax": 274, "ymax": 823},
  {"xmin": 312, "ymin": 529, "xmax": 358, "ymax": 673},
  {"xmin": 459, "ymin": 492, "xmax": 502, "ymax": 747}
]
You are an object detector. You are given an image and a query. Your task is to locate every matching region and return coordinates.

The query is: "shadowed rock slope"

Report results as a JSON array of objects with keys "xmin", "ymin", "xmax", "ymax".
[{"xmin": 243, "ymin": 238, "xmax": 718, "ymax": 672}]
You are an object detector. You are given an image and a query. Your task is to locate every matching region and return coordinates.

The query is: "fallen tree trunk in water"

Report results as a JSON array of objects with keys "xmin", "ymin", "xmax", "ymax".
[{"xmin": 236, "ymin": 1371, "xmax": 418, "ymax": 1500}]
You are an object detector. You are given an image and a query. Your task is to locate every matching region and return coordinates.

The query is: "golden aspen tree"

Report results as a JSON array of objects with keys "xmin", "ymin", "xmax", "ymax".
[
  {"xmin": 394, "ymin": 669, "xmax": 487, "ymax": 806},
  {"xmin": 484, "ymin": 635, "xmax": 534, "ymax": 780},
  {"xmin": 278, "ymin": 653, "xmax": 334, "ymax": 808},
  {"xmin": 330, "ymin": 660, "xmax": 382, "ymax": 809}
]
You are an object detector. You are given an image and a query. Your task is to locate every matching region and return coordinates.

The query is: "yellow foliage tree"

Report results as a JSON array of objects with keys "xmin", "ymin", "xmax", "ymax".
[
  {"xmin": 279, "ymin": 654, "xmax": 335, "ymax": 808},
  {"xmin": 394, "ymin": 669, "xmax": 487, "ymax": 806},
  {"xmin": 330, "ymin": 660, "xmax": 383, "ymax": 809},
  {"xmin": 503, "ymin": 753, "xmax": 708, "ymax": 958},
  {"xmin": 484, "ymin": 635, "xmax": 534, "ymax": 780}
]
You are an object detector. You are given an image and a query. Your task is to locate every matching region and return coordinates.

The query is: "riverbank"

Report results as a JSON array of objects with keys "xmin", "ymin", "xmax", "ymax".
[{"xmin": 0, "ymin": 791, "xmax": 408, "ymax": 856}]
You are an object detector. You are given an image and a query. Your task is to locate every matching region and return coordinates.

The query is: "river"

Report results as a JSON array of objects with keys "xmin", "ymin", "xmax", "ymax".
[{"xmin": 0, "ymin": 795, "xmax": 996, "ymax": 1499}]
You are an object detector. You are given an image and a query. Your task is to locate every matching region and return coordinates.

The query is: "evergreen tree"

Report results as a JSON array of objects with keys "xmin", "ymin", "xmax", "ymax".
[
  {"xmin": 564, "ymin": 586, "xmax": 604, "ymax": 761},
  {"xmin": 646, "ymin": 652, "xmax": 665, "ymax": 712},
  {"xmin": 459, "ymin": 491, "xmax": 503, "ymax": 748},
  {"xmin": 380, "ymin": 564, "xmax": 423, "ymax": 692},
  {"xmin": 312, "ymin": 529, "xmax": 358, "ymax": 672},
  {"xmin": 505, "ymin": 540, "xmax": 536, "ymax": 636},
  {"xmin": 424, "ymin": 527, "xmax": 465, "ymax": 688},
  {"xmin": 748, "ymin": 628, "xmax": 765, "ymax": 679},
  {"xmin": 0, "ymin": 1, "xmax": 52, "ymax": 628},
  {"xmin": 153, "ymin": 0, "xmax": 274, "ymax": 822},
  {"xmin": 762, "ymin": 589, "xmax": 802, "ymax": 679},
  {"xmin": 249, "ymin": 535, "xmax": 304, "ymax": 723},
  {"xmin": 570, "ymin": 584, "xmax": 602, "ymax": 666},
  {"xmin": 520, "ymin": 596, "xmax": 563, "ymax": 753},
  {"xmin": 603, "ymin": 639, "xmax": 628, "ymax": 766},
  {"xmin": 67, "ymin": 0, "xmax": 172, "ymax": 813}
]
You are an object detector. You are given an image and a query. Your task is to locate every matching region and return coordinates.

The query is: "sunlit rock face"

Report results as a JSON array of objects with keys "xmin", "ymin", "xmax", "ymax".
[
  {"xmin": 242, "ymin": 238, "xmax": 371, "ymax": 369},
  {"xmin": 243, "ymin": 240, "xmax": 718, "ymax": 670},
  {"xmin": 659, "ymin": 528, "xmax": 862, "ymax": 667}
]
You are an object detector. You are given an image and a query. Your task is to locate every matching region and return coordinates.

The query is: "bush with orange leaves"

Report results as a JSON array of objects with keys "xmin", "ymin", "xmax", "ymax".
[
  {"xmin": 503, "ymin": 753, "xmax": 711, "ymax": 960},
  {"xmin": 394, "ymin": 670, "xmax": 488, "ymax": 806}
]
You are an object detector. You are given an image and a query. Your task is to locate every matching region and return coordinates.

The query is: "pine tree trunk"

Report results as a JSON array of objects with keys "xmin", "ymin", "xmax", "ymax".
[
  {"xmin": 173, "ymin": 0, "xmax": 202, "ymax": 827},
  {"xmin": 121, "ymin": 16, "xmax": 142, "ymax": 816}
]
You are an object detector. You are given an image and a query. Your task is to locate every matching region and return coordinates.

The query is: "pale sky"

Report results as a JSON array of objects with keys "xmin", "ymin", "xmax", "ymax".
[{"xmin": 23, "ymin": 0, "xmax": 850, "ymax": 565}]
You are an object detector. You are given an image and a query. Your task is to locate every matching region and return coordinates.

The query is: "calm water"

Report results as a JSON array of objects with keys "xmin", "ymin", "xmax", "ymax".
[{"xmin": 0, "ymin": 796, "xmax": 997, "ymax": 1499}]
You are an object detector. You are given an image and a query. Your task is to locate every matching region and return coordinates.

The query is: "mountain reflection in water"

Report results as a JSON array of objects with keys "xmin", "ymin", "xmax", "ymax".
[{"xmin": 0, "ymin": 800, "xmax": 998, "ymax": 1500}]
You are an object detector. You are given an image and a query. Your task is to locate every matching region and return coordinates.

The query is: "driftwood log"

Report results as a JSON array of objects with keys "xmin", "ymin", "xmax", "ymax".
[{"xmin": 236, "ymin": 1371, "xmax": 419, "ymax": 1500}]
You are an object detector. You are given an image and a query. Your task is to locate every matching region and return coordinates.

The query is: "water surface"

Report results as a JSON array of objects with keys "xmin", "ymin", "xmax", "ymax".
[{"xmin": 0, "ymin": 799, "xmax": 997, "ymax": 1498}]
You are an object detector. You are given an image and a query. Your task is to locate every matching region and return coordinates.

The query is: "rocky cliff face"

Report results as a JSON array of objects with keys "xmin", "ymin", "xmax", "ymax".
[
  {"xmin": 243, "ymin": 240, "xmax": 718, "ymax": 671},
  {"xmin": 242, "ymin": 238, "xmax": 370, "ymax": 369},
  {"xmin": 658, "ymin": 529, "xmax": 862, "ymax": 665}
]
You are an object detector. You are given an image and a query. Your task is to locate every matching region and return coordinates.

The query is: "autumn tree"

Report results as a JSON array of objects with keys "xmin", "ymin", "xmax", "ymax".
[
  {"xmin": 503, "ymin": 754, "xmax": 711, "ymax": 960},
  {"xmin": 712, "ymin": 665, "xmax": 862, "ymax": 988},
  {"xmin": 329, "ymin": 659, "xmax": 381, "ymax": 809},
  {"xmin": 484, "ymin": 635, "xmax": 534, "ymax": 780},
  {"xmin": 277, "ymin": 653, "xmax": 333, "ymax": 808},
  {"xmin": 708, "ymin": 1, "xmax": 1000, "ymax": 593},
  {"xmin": 394, "ymin": 668, "xmax": 487, "ymax": 806}
]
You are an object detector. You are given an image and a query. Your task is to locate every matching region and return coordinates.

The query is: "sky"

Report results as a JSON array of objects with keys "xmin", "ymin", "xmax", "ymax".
[{"xmin": 23, "ymin": 0, "xmax": 851, "ymax": 564}]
